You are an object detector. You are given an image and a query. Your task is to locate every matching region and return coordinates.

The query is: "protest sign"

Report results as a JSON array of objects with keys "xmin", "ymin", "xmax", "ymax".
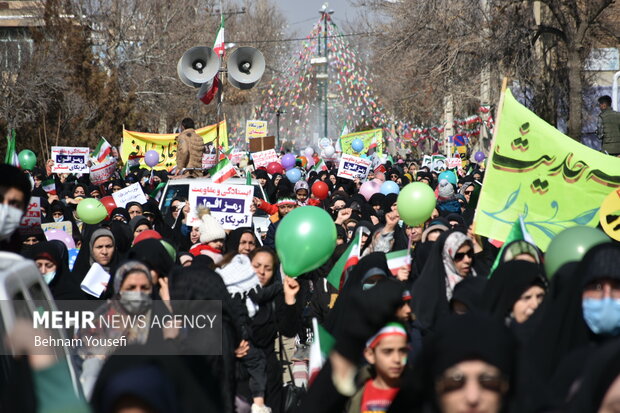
[
  {"xmin": 447, "ymin": 157, "xmax": 462, "ymax": 169},
  {"xmin": 20, "ymin": 197, "xmax": 41, "ymax": 227},
  {"xmin": 339, "ymin": 129, "xmax": 383, "ymax": 155},
  {"xmin": 245, "ymin": 120, "xmax": 268, "ymax": 140},
  {"xmin": 337, "ymin": 154, "xmax": 372, "ymax": 181},
  {"xmin": 112, "ymin": 182, "xmax": 148, "ymax": 208},
  {"xmin": 251, "ymin": 149, "xmax": 279, "ymax": 168},
  {"xmin": 230, "ymin": 151, "xmax": 245, "ymax": 165},
  {"xmin": 51, "ymin": 147, "xmax": 90, "ymax": 173},
  {"xmin": 41, "ymin": 221, "xmax": 73, "ymax": 237},
  {"xmin": 90, "ymin": 158, "xmax": 117, "ymax": 185},
  {"xmin": 188, "ymin": 182, "xmax": 254, "ymax": 230},
  {"xmin": 600, "ymin": 189, "xmax": 620, "ymax": 241},
  {"xmin": 202, "ymin": 153, "xmax": 218, "ymax": 169},
  {"xmin": 421, "ymin": 155, "xmax": 432, "ymax": 169},
  {"xmin": 474, "ymin": 89, "xmax": 620, "ymax": 250},
  {"xmin": 431, "ymin": 155, "xmax": 447, "ymax": 172},
  {"xmin": 121, "ymin": 121, "xmax": 228, "ymax": 171}
]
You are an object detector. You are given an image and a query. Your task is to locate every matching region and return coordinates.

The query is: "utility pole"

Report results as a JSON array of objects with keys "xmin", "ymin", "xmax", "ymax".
[
  {"xmin": 318, "ymin": 3, "xmax": 333, "ymax": 142},
  {"xmin": 444, "ymin": 94, "xmax": 454, "ymax": 156}
]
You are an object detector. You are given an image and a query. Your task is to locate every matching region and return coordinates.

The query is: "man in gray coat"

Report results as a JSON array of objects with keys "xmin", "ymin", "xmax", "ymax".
[{"xmin": 597, "ymin": 95, "xmax": 620, "ymax": 157}]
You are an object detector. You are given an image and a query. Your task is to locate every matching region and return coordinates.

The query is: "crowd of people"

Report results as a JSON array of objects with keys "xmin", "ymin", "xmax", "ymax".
[{"xmin": 0, "ymin": 124, "xmax": 619, "ymax": 413}]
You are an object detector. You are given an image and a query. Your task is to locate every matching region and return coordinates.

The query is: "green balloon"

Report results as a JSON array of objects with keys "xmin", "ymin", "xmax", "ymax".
[
  {"xmin": 275, "ymin": 206, "xmax": 337, "ymax": 277},
  {"xmin": 397, "ymin": 182, "xmax": 437, "ymax": 226},
  {"xmin": 18, "ymin": 150, "xmax": 37, "ymax": 170},
  {"xmin": 544, "ymin": 226, "xmax": 610, "ymax": 278},
  {"xmin": 76, "ymin": 198, "xmax": 108, "ymax": 225}
]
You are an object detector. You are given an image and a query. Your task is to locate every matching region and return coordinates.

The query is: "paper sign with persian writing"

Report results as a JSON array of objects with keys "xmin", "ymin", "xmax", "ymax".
[
  {"xmin": 251, "ymin": 149, "xmax": 279, "ymax": 168},
  {"xmin": 51, "ymin": 147, "xmax": 90, "ymax": 173},
  {"xmin": 112, "ymin": 182, "xmax": 148, "ymax": 208},
  {"xmin": 447, "ymin": 157, "xmax": 462, "ymax": 169},
  {"xmin": 337, "ymin": 154, "xmax": 372, "ymax": 181},
  {"xmin": 246, "ymin": 120, "xmax": 268, "ymax": 140},
  {"xmin": 20, "ymin": 197, "xmax": 41, "ymax": 227},
  {"xmin": 202, "ymin": 153, "xmax": 218, "ymax": 169},
  {"xmin": 41, "ymin": 221, "xmax": 72, "ymax": 237},
  {"xmin": 188, "ymin": 182, "xmax": 253, "ymax": 230},
  {"xmin": 90, "ymin": 158, "xmax": 117, "ymax": 185}
]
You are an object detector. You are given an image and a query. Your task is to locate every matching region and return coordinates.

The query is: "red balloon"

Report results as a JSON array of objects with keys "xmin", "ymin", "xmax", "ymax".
[
  {"xmin": 311, "ymin": 181, "xmax": 329, "ymax": 200},
  {"xmin": 267, "ymin": 162, "xmax": 283, "ymax": 175},
  {"xmin": 100, "ymin": 196, "xmax": 117, "ymax": 217}
]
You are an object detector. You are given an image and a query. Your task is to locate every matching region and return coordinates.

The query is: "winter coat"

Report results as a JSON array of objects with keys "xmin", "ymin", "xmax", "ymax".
[
  {"xmin": 176, "ymin": 129, "xmax": 204, "ymax": 175},
  {"xmin": 598, "ymin": 108, "xmax": 620, "ymax": 154}
]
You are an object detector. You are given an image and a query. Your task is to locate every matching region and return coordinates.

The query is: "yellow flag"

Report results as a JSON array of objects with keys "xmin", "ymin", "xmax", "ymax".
[
  {"xmin": 474, "ymin": 89, "xmax": 620, "ymax": 251},
  {"xmin": 120, "ymin": 121, "xmax": 228, "ymax": 171}
]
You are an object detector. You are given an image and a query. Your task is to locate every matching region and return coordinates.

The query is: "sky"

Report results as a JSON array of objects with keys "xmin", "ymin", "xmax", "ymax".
[{"xmin": 277, "ymin": 0, "xmax": 365, "ymax": 36}]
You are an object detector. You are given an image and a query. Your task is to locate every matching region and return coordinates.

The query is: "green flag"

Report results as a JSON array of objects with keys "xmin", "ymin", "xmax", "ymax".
[
  {"xmin": 474, "ymin": 89, "xmax": 620, "ymax": 251},
  {"xmin": 4, "ymin": 129, "xmax": 18, "ymax": 166},
  {"xmin": 488, "ymin": 216, "xmax": 534, "ymax": 277}
]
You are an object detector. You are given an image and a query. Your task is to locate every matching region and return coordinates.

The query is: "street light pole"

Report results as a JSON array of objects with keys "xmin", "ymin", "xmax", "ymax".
[{"xmin": 318, "ymin": 3, "xmax": 333, "ymax": 142}]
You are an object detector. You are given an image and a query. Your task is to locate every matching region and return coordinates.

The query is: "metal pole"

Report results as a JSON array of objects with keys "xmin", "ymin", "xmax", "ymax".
[
  {"xmin": 215, "ymin": 79, "xmax": 222, "ymax": 152},
  {"xmin": 276, "ymin": 109, "xmax": 281, "ymax": 150},
  {"xmin": 323, "ymin": 14, "xmax": 329, "ymax": 140},
  {"xmin": 613, "ymin": 71, "xmax": 620, "ymax": 111}
]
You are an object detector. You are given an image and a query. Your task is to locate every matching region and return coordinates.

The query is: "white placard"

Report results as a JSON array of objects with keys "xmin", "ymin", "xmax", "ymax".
[
  {"xmin": 202, "ymin": 153, "xmax": 218, "ymax": 169},
  {"xmin": 447, "ymin": 157, "xmax": 462, "ymax": 169},
  {"xmin": 188, "ymin": 182, "xmax": 254, "ymax": 230},
  {"xmin": 230, "ymin": 151, "xmax": 245, "ymax": 165},
  {"xmin": 41, "ymin": 221, "xmax": 72, "ymax": 237},
  {"xmin": 431, "ymin": 155, "xmax": 447, "ymax": 172},
  {"xmin": 112, "ymin": 182, "xmax": 148, "ymax": 208},
  {"xmin": 337, "ymin": 154, "xmax": 372, "ymax": 181},
  {"xmin": 251, "ymin": 149, "xmax": 279, "ymax": 169},
  {"xmin": 421, "ymin": 155, "xmax": 432, "ymax": 169},
  {"xmin": 20, "ymin": 196, "xmax": 41, "ymax": 227},
  {"xmin": 51, "ymin": 146, "xmax": 90, "ymax": 173},
  {"xmin": 90, "ymin": 158, "xmax": 117, "ymax": 185},
  {"xmin": 80, "ymin": 263, "xmax": 111, "ymax": 298}
]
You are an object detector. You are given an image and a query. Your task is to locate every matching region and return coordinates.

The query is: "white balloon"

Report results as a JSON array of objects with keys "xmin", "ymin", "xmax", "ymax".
[
  {"xmin": 323, "ymin": 146, "xmax": 335, "ymax": 157},
  {"xmin": 304, "ymin": 147, "xmax": 314, "ymax": 157}
]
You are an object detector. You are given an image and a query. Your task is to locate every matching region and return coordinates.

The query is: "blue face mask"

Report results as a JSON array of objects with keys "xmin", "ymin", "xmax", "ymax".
[
  {"xmin": 582, "ymin": 297, "xmax": 620, "ymax": 336},
  {"xmin": 53, "ymin": 216, "xmax": 64, "ymax": 222}
]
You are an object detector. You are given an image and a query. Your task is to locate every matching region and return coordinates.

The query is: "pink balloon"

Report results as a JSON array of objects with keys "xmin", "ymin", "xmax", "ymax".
[
  {"xmin": 45, "ymin": 229, "xmax": 75, "ymax": 249},
  {"xmin": 359, "ymin": 180, "xmax": 381, "ymax": 201}
]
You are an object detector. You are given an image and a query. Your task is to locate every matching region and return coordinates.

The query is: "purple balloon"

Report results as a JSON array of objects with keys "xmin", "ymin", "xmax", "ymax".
[
  {"xmin": 45, "ymin": 229, "xmax": 75, "ymax": 249},
  {"xmin": 145, "ymin": 150, "xmax": 160, "ymax": 167},
  {"xmin": 281, "ymin": 153, "xmax": 297, "ymax": 171},
  {"xmin": 474, "ymin": 151, "xmax": 485, "ymax": 163}
]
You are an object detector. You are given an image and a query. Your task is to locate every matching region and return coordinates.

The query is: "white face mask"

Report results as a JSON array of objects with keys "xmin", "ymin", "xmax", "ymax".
[
  {"xmin": 0, "ymin": 204, "xmax": 24, "ymax": 241},
  {"xmin": 53, "ymin": 216, "xmax": 64, "ymax": 222},
  {"xmin": 43, "ymin": 271, "xmax": 56, "ymax": 284}
]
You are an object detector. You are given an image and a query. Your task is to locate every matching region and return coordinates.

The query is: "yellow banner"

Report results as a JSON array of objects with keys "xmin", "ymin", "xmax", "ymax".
[{"xmin": 121, "ymin": 121, "xmax": 228, "ymax": 170}]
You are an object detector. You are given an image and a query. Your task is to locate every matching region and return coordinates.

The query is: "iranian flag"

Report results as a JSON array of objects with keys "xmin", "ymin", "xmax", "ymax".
[
  {"xmin": 386, "ymin": 249, "xmax": 411, "ymax": 276},
  {"xmin": 326, "ymin": 232, "xmax": 361, "ymax": 290},
  {"xmin": 41, "ymin": 179, "xmax": 56, "ymax": 195},
  {"xmin": 209, "ymin": 157, "xmax": 236, "ymax": 184},
  {"xmin": 308, "ymin": 318, "xmax": 335, "ymax": 385},
  {"xmin": 93, "ymin": 137, "xmax": 112, "ymax": 163},
  {"xmin": 198, "ymin": 15, "xmax": 224, "ymax": 105},
  {"xmin": 312, "ymin": 158, "xmax": 327, "ymax": 172}
]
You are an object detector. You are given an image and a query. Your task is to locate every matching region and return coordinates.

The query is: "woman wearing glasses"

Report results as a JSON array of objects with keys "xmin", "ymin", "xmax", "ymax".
[{"xmin": 411, "ymin": 230, "xmax": 478, "ymax": 333}]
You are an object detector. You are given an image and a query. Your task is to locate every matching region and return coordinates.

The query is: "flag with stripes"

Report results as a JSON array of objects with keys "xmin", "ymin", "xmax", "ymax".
[
  {"xmin": 386, "ymin": 249, "xmax": 411, "ymax": 276},
  {"xmin": 41, "ymin": 179, "xmax": 57, "ymax": 195},
  {"xmin": 199, "ymin": 15, "xmax": 225, "ymax": 105},
  {"xmin": 326, "ymin": 232, "xmax": 361, "ymax": 290},
  {"xmin": 308, "ymin": 318, "xmax": 335, "ymax": 385},
  {"xmin": 93, "ymin": 137, "xmax": 112, "ymax": 163},
  {"xmin": 209, "ymin": 157, "xmax": 236, "ymax": 184}
]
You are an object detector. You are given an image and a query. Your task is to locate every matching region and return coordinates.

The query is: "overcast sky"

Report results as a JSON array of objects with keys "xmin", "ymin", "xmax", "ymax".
[{"xmin": 277, "ymin": 0, "xmax": 364, "ymax": 35}]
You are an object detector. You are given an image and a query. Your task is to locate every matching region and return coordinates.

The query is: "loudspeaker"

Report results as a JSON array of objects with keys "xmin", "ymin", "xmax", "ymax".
[
  {"xmin": 177, "ymin": 46, "xmax": 220, "ymax": 88},
  {"xmin": 228, "ymin": 47, "xmax": 265, "ymax": 90}
]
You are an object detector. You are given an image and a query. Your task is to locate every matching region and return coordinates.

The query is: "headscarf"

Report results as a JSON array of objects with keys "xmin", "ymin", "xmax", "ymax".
[
  {"xmin": 442, "ymin": 231, "xmax": 476, "ymax": 300},
  {"xmin": 450, "ymin": 275, "xmax": 487, "ymax": 314},
  {"xmin": 29, "ymin": 240, "xmax": 72, "ymax": 299},
  {"xmin": 129, "ymin": 216, "xmax": 152, "ymax": 235},
  {"xmin": 89, "ymin": 228, "xmax": 116, "ymax": 270},
  {"xmin": 225, "ymin": 227, "xmax": 257, "ymax": 254},
  {"xmin": 127, "ymin": 238, "xmax": 174, "ymax": 279},
  {"xmin": 482, "ymin": 261, "xmax": 547, "ymax": 323},
  {"xmin": 112, "ymin": 260, "xmax": 152, "ymax": 297},
  {"xmin": 389, "ymin": 313, "xmax": 516, "ymax": 413},
  {"xmin": 412, "ymin": 231, "xmax": 473, "ymax": 332},
  {"xmin": 110, "ymin": 207, "xmax": 130, "ymax": 223},
  {"xmin": 498, "ymin": 240, "xmax": 544, "ymax": 265}
]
